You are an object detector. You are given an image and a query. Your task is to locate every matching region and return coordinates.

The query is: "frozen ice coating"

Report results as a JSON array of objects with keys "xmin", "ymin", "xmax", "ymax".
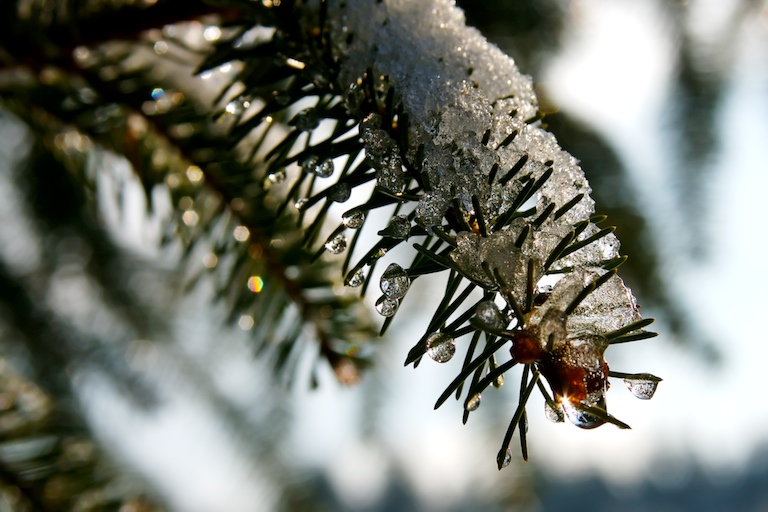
[
  {"xmin": 450, "ymin": 227, "xmax": 534, "ymax": 299},
  {"xmin": 415, "ymin": 191, "xmax": 448, "ymax": 228},
  {"xmin": 526, "ymin": 268, "xmax": 640, "ymax": 341},
  {"xmin": 528, "ymin": 269, "xmax": 600, "ymax": 330},
  {"xmin": 567, "ymin": 274, "xmax": 640, "ymax": 335},
  {"xmin": 554, "ymin": 225, "xmax": 621, "ymax": 270}
]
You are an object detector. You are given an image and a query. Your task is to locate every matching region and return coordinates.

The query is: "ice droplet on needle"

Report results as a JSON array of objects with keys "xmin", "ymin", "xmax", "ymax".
[
  {"xmin": 375, "ymin": 295, "xmax": 398, "ymax": 317},
  {"xmin": 325, "ymin": 233, "xmax": 347, "ymax": 254},
  {"xmin": 380, "ymin": 263, "xmax": 409, "ymax": 299},
  {"xmin": 425, "ymin": 332, "xmax": 455, "ymax": 363},
  {"xmin": 623, "ymin": 375, "xmax": 660, "ymax": 400}
]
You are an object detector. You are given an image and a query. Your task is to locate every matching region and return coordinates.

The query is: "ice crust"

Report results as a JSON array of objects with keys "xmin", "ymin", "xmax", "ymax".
[{"xmin": 528, "ymin": 268, "xmax": 641, "ymax": 345}]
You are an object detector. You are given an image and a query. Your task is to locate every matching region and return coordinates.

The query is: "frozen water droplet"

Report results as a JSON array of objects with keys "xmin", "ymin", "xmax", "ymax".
[
  {"xmin": 365, "ymin": 132, "xmax": 398, "ymax": 168},
  {"xmin": 465, "ymin": 393, "xmax": 481, "ymax": 412},
  {"xmin": 544, "ymin": 401, "xmax": 565, "ymax": 423},
  {"xmin": 268, "ymin": 168, "xmax": 286, "ymax": 183},
  {"xmin": 295, "ymin": 198, "xmax": 308, "ymax": 210},
  {"xmin": 314, "ymin": 158, "xmax": 334, "ymax": 178},
  {"xmin": 473, "ymin": 300, "xmax": 505, "ymax": 330},
  {"xmin": 380, "ymin": 263, "xmax": 409, "ymax": 299},
  {"xmin": 384, "ymin": 215, "xmax": 411, "ymax": 239},
  {"xmin": 501, "ymin": 450, "xmax": 512, "ymax": 468},
  {"xmin": 343, "ymin": 210, "xmax": 365, "ymax": 229},
  {"xmin": 347, "ymin": 268, "xmax": 365, "ymax": 287},
  {"xmin": 493, "ymin": 374, "xmax": 504, "ymax": 389},
  {"xmin": 376, "ymin": 161, "xmax": 407, "ymax": 194},
  {"xmin": 325, "ymin": 233, "xmax": 347, "ymax": 254},
  {"xmin": 300, "ymin": 155, "xmax": 319, "ymax": 173},
  {"xmin": 561, "ymin": 401, "xmax": 606, "ymax": 429},
  {"xmin": 623, "ymin": 376, "xmax": 659, "ymax": 400},
  {"xmin": 290, "ymin": 108, "xmax": 319, "ymax": 131},
  {"xmin": 425, "ymin": 332, "xmax": 455, "ymax": 363},
  {"xmin": 375, "ymin": 295, "xmax": 399, "ymax": 317},
  {"xmin": 329, "ymin": 183, "xmax": 351, "ymax": 203}
]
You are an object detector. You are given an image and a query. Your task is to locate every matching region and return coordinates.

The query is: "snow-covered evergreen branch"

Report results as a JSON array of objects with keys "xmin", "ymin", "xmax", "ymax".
[{"xmin": 322, "ymin": 0, "xmax": 659, "ymax": 465}]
